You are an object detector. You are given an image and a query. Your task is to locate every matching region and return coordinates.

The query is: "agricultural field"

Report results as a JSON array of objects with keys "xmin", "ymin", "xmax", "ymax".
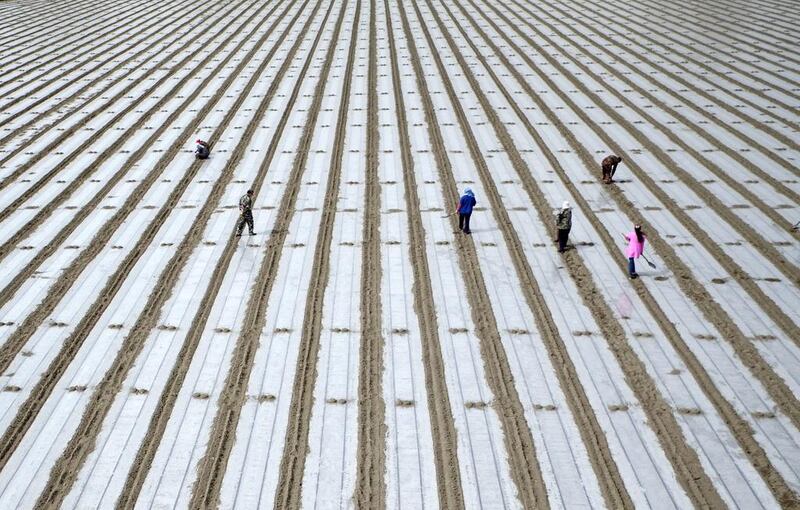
[{"xmin": 0, "ymin": 0, "xmax": 798, "ymax": 507}]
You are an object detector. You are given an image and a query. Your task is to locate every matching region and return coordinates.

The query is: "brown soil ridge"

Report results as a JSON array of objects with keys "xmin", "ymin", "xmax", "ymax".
[
  {"xmin": 0, "ymin": 0, "xmax": 294, "ymax": 483},
  {"xmin": 0, "ymin": 0, "xmax": 133, "ymax": 73},
  {"xmin": 397, "ymin": 1, "xmax": 551, "ymax": 507},
  {"xmin": 31, "ymin": 1, "xmax": 307, "ymax": 506},
  {"xmin": 503, "ymin": 0, "xmax": 800, "ymax": 230},
  {"xmin": 505, "ymin": 0, "xmax": 800, "ymax": 180},
  {"xmin": 630, "ymin": 0, "xmax": 800, "ymax": 74},
  {"xmin": 449, "ymin": 0, "xmax": 800, "ymax": 505},
  {"xmin": 185, "ymin": 2, "xmax": 345, "ymax": 508},
  {"xmin": 426, "ymin": 3, "xmax": 718, "ymax": 505},
  {"xmin": 479, "ymin": 0, "xmax": 800, "ymax": 343},
  {"xmin": 0, "ymin": 0, "xmax": 275, "ymax": 369},
  {"xmin": 570, "ymin": 0, "xmax": 800, "ymax": 137},
  {"xmin": 353, "ymin": 0, "xmax": 387, "ymax": 506},
  {"xmin": 383, "ymin": 1, "xmax": 464, "ymax": 506},
  {"xmin": 0, "ymin": 0, "xmax": 101, "ymax": 42},
  {"xmin": 426, "ymin": 1, "xmax": 634, "ymax": 507},
  {"xmin": 0, "ymin": 0, "xmax": 207, "ymax": 144},
  {"xmin": 116, "ymin": 1, "xmax": 328, "ymax": 505},
  {"xmin": 272, "ymin": 3, "xmax": 362, "ymax": 507},
  {"xmin": 0, "ymin": 0, "xmax": 256, "ymax": 278},
  {"xmin": 501, "ymin": 0, "xmax": 800, "ymax": 274},
  {"xmin": 0, "ymin": 0, "xmax": 155, "ymax": 87},
  {"xmin": 0, "ymin": 0, "xmax": 254, "ymax": 196}
]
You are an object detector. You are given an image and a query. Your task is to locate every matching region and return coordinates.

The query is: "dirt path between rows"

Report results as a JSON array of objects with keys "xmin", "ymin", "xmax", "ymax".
[
  {"xmin": 397, "ymin": 0, "xmax": 553, "ymax": 507},
  {"xmin": 446, "ymin": 0, "xmax": 799, "ymax": 505},
  {"xmin": 185, "ymin": 2, "xmax": 347, "ymax": 507},
  {"xmin": 382, "ymin": 1, "xmax": 464, "ymax": 506},
  {"xmin": 0, "ymin": 0, "xmax": 294, "ymax": 482},
  {"xmin": 354, "ymin": 0, "xmax": 387, "ymax": 506}
]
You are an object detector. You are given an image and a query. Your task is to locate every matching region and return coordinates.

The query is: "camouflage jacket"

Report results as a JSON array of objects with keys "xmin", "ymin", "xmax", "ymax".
[
  {"xmin": 239, "ymin": 194, "xmax": 252, "ymax": 212},
  {"xmin": 556, "ymin": 208, "xmax": 572, "ymax": 230}
]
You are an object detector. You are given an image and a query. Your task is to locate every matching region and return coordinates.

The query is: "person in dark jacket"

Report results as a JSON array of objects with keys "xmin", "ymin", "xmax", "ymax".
[
  {"xmin": 456, "ymin": 188, "xmax": 476, "ymax": 234},
  {"xmin": 236, "ymin": 189, "xmax": 255, "ymax": 236},
  {"xmin": 556, "ymin": 201, "xmax": 572, "ymax": 253},
  {"xmin": 601, "ymin": 154, "xmax": 622, "ymax": 183},
  {"xmin": 196, "ymin": 139, "xmax": 210, "ymax": 160}
]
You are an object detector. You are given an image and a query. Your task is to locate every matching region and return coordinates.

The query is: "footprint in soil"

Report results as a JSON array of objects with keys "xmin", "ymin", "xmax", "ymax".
[
  {"xmin": 465, "ymin": 401, "xmax": 489, "ymax": 410},
  {"xmin": 326, "ymin": 398, "xmax": 349, "ymax": 405},
  {"xmin": 608, "ymin": 404, "xmax": 629, "ymax": 412},
  {"xmin": 391, "ymin": 328, "xmax": 408, "ymax": 335},
  {"xmin": 67, "ymin": 385, "xmax": 88, "ymax": 392},
  {"xmin": 396, "ymin": 399, "xmax": 415, "ymax": 407},
  {"xmin": 710, "ymin": 278, "xmax": 727, "ymax": 284},
  {"xmin": 193, "ymin": 392, "xmax": 210, "ymax": 400},
  {"xmin": 533, "ymin": 404, "xmax": 557, "ymax": 411},
  {"xmin": 254, "ymin": 394, "xmax": 276, "ymax": 403},
  {"xmin": 131, "ymin": 388, "xmax": 149, "ymax": 395}
]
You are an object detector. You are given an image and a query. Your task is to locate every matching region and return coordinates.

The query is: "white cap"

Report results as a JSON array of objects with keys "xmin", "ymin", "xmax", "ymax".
[{"xmin": 562, "ymin": 201, "xmax": 570, "ymax": 210}]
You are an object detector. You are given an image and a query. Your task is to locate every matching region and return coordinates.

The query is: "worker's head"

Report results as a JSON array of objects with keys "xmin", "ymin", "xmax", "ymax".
[
  {"xmin": 562, "ymin": 201, "xmax": 570, "ymax": 210},
  {"xmin": 464, "ymin": 188, "xmax": 473, "ymax": 196},
  {"xmin": 247, "ymin": 189, "xmax": 253, "ymax": 195}
]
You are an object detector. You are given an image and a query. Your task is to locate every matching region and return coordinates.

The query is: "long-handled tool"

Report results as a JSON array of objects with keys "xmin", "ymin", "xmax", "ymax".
[{"xmin": 642, "ymin": 253, "xmax": 657, "ymax": 269}]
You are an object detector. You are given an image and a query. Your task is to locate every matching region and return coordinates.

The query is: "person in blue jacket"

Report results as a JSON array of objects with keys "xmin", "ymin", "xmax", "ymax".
[{"xmin": 456, "ymin": 188, "xmax": 476, "ymax": 234}]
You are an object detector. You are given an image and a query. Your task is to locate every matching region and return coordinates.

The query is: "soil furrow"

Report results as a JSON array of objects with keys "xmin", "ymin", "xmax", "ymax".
[
  {"xmin": 708, "ymin": 0, "xmax": 800, "ymax": 25},
  {"xmin": 0, "ymin": 0, "xmax": 151, "ymax": 86},
  {"xmin": 444, "ymin": 0, "xmax": 800, "ymax": 505},
  {"xmin": 0, "ymin": 0, "xmax": 202, "ymax": 135},
  {"xmin": 0, "ymin": 0, "xmax": 94, "ymax": 39},
  {"xmin": 381, "ymin": 1, "xmax": 464, "ymax": 506},
  {"xmin": 183, "ymin": 2, "xmax": 344, "ymax": 507},
  {"xmin": 631, "ymin": 0, "xmax": 800, "ymax": 70},
  {"xmin": 0, "ymin": 0, "xmax": 265, "ymax": 315},
  {"xmin": 492, "ymin": 0, "xmax": 800, "ymax": 272},
  {"xmin": 0, "ymin": 0, "xmax": 242, "ymax": 183},
  {"xmin": 670, "ymin": 2, "xmax": 800, "ymax": 47},
  {"xmin": 0, "ymin": 0, "xmax": 123, "ymax": 45},
  {"xmin": 0, "ymin": 0, "xmax": 131, "ymax": 65},
  {"xmin": 113, "ymin": 0, "xmax": 323, "ymax": 501},
  {"xmin": 423, "ymin": 0, "xmax": 634, "ymax": 507},
  {"xmin": 552, "ymin": 0, "xmax": 800, "ymax": 135},
  {"xmin": 480, "ymin": 0, "xmax": 800, "ymax": 341},
  {"xmin": 463, "ymin": 0, "xmax": 800, "ymax": 439},
  {"xmin": 32, "ymin": 3, "xmax": 316, "ymax": 507},
  {"xmin": 0, "ymin": 0, "xmax": 241, "ymax": 265},
  {"xmin": 500, "ymin": 0, "xmax": 800, "ymax": 234},
  {"xmin": 353, "ymin": 0, "xmax": 387, "ymax": 506},
  {"xmin": 271, "ymin": 2, "xmax": 361, "ymax": 506},
  {"xmin": 514, "ymin": 0, "xmax": 800, "ymax": 170},
  {"xmin": 397, "ymin": 1, "xmax": 551, "ymax": 507},
  {"xmin": 0, "ymin": 0, "xmax": 295, "ymax": 474}
]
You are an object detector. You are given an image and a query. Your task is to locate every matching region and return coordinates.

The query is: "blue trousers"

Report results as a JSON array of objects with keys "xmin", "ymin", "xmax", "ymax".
[{"xmin": 628, "ymin": 257, "xmax": 636, "ymax": 276}]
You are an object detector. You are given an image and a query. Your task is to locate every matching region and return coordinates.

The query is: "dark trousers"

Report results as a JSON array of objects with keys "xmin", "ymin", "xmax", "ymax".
[
  {"xmin": 557, "ymin": 228, "xmax": 570, "ymax": 252},
  {"xmin": 458, "ymin": 212, "xmax": 472, "ymax": 233},
  {"xmin": 602, "ymin": 165, "xmax": 612, "ymax": 183},
  {"xmin": 196, "ymin": 147, "xmax": 209, "ymax": 159},
  {"xmin": 237, "ymin": 209, "xmax": 254, "ymax": 234},
  {"xmin": 628, "ymin": 257, "xmax": 636, "ymax": 276}
]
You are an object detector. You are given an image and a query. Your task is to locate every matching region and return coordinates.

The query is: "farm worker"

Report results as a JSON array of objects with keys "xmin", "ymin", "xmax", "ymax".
[
  {"xmin": 601, "ymin": 154, "xmax": 622, "ymax": 184},
  {"xmin": 456, "ymin": 188, "xmax": 476, "ymax": 234},
  {"xmin": 195, "ymin": 139, "xmax": 210, "ymax": 160},
  {"xmin": 236, "ymin": 189, "xmax": 256, "ymax": 236},
  {"xmin": 555, "ymin": 201, "xmax": 572, "ymax": 253},
  {"xmin": 623, "ymin": 224, "xmax": 646, "ymax": 279}
]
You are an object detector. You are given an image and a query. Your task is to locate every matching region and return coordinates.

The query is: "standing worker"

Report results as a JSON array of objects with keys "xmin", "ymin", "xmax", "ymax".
[
  {"xmin": 456, "ymin": 188, "xmax": 476, "ymax": 234},
  {"xmin": 601, "ymin": 154, "xmax": 623, "ymax": 183},
  {"xmin": 196, "ymin": 139, "xmax": 211, "ymax": 160},
  {"xmin": 236, "ymin": 189, "xmax": 256, "ymax": 236},
  {"xmin": 556, "ymin": 201, "xmax": 572, "ymax": 253},
  {"xmin": 623, "ymin": 224, "xmax": 646, "ymax": 279}
]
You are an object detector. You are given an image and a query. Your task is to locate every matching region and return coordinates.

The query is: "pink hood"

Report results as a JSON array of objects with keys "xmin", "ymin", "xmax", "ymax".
[{"xmin": 625, "ymin": 231, "xmax": 645, "ymax": 258}]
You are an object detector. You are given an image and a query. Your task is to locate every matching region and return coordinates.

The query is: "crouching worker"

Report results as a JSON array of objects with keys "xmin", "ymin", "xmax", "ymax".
[
  {"xmin": 196, "ymin": 139, "xmax": 210, "ymax": 160},
  {"xmin": 556, "ymin": 201, "xmax": 571, "ymax": 253},
  {"xmin": 623, "ymin": 224, "xmax": 646, "ymax": 279},
  {"xmin": 236, "ymin": 189, "xmax": 256, "ymax": 236},
  {"xmin": 456, "ymin": 188, "xmax": 476, "ymax": 234},
  {"xmin": 601, "ymin": 154, "xmax": 622, "ymax": 183}
]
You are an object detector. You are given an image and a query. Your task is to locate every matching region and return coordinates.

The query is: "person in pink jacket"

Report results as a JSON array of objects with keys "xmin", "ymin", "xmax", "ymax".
[{"xmin": 623, "ymin": 225, "xmax": 646, "ymax": 279}]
